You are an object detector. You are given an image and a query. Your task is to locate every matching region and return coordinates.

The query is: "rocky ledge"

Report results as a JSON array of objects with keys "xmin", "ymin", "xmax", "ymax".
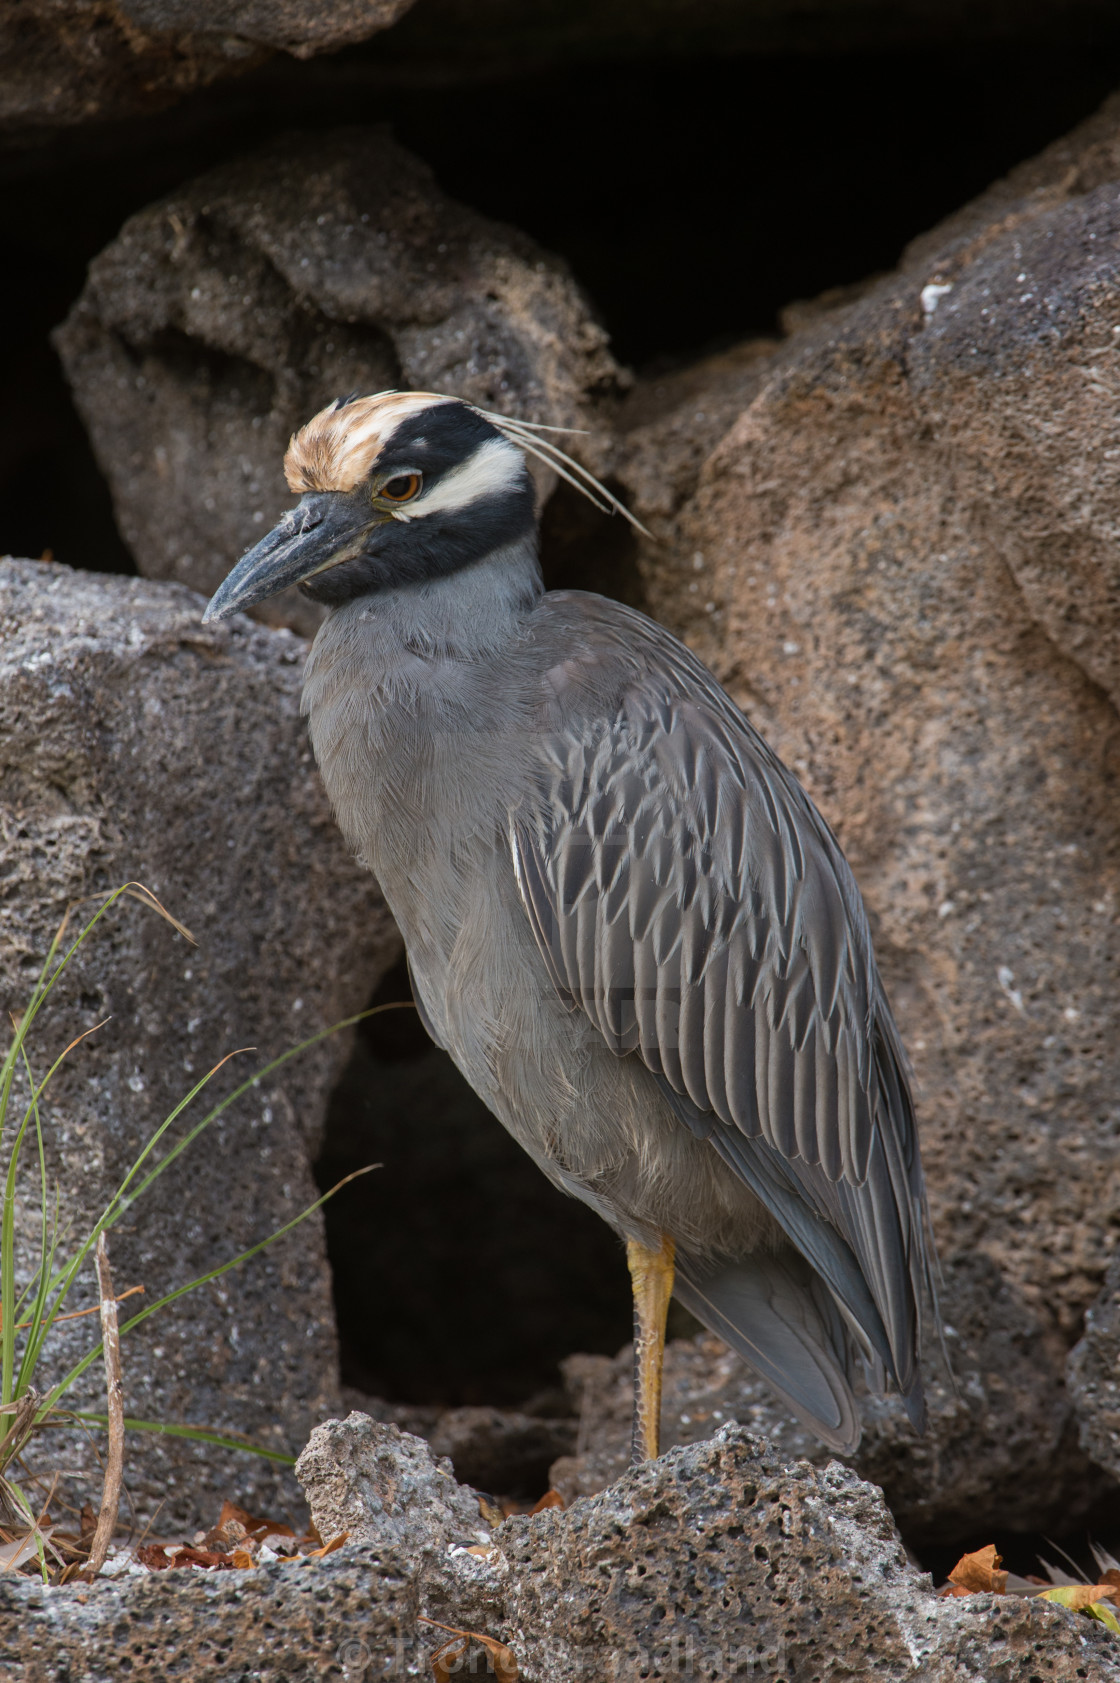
[{"xmin": 1, "ymin": 1414, "xmax": 1116, "ymax": 1682}]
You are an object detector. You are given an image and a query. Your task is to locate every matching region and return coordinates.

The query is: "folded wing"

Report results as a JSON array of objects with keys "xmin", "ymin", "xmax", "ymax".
[{"xmin": 511, "ymin": 601, "xmax": 935, "ymax": 1439}]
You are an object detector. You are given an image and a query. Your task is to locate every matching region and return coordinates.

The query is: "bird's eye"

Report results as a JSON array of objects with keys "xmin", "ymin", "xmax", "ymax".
[{"xmin": 379, "ymin": 473, "xmax": 422, "ymax": 503}]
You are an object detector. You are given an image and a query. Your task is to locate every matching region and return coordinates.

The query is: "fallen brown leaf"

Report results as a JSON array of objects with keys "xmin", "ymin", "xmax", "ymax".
[
  {"xmin": 419, "ymin": 1617, "xmax": 518, "ymax": 1682},
  {"xmin": 134, "ymin": 1545, "xmax": 175, "ymax": 1570},
  {"xmin": 430, "ymin": 1635, "xmax": 469, "ymax": 1682},
  {"xmin": 303, "ymin": 1532, "xmax": 349, "ymax": 1560},
  {"xmin": 201, "ymin": 1499, "xmax": 300, "ymax": 1555},
  {"xmin": 135, "ymin": 1544, "xmax": 233, "ymax": 1571},
  {"xmin": 948, "ymin": 1544, "xmax": 1008, "ymax": 1595}
]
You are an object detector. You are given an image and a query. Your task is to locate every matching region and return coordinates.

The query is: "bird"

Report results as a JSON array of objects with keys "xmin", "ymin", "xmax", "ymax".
[{"xmin": 204, "ymin": 389, "xmax": 938, "ymax": 1465}]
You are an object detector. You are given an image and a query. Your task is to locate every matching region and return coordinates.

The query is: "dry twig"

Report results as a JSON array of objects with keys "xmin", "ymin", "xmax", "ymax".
[{"xmin": 83, "ymin": 1234, "xmax": 124, "ymax": 1577}]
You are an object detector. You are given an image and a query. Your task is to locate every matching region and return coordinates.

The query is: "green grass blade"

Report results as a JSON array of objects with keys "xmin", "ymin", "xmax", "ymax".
[
  {"xmin": 26, "ymin": 1004, "xmax": 401, "ymax": 1337},
  {"xmin": 0, "ymin": 886, "xmax": 127, "ymax": 1132},
  {"xmin": 0, "ymin": 1100, "xmax": 34, "ymax": 1405},
  {"xmin": 108, "ymin": 1007, "xmax": 407, "ymax": 1221},
  {"xmin": 13, "ymin": 1048, "xmax": 57, "ymax": 1400},
  {"xmin": 0, "ymin": 883, "xmax": 190, "ymax": 1153},
  {"xmin": 39, "ymin": 1166, "xmax": 378, "ymax": 1416},
  {"xmin": 17, "ymin": 1052, "xmax": 256, "ymax": 1379},
  {"xmin": 67, "ymin": 1413, "xmax": 296, "ymax": 1465},
  {"xmin": 10, "ymin": 1196, "xmax": 65, "ymax": 1326}
]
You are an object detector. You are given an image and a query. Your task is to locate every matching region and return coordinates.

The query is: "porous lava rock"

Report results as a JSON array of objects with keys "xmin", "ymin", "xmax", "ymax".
[
  {"xmin": 1069, "ymin": 1252, "xmax": 1120, "ymax": 1481},
  {"xmin": 0, "ymin": 0, "xmax": 415, "ymax": 136},
  {"xmin": 311, "ymin": 1414, "xmax": 1120, "ymax": 1682},
  {"xmin": 0, "ymin": 557, "xmax": 399, "ymax": 1526},
  {"xmin": 55, "ymin": 126, "xmax": 620, "ymax": 635},
  {"xmin": 3, "ymin": 1415, "xmax": 1117, "ymax": 1679},
  {"xmin": 0, "ymin": 1541, "xmax": 417, "ymax": 1683},
  {"xmin": 606, "ymin": 91, "xmax": 1120, "ymax": 1530},
  {"xmin": 296, "ymin": 1411, "xmax": 491, "ymax": 1555}
]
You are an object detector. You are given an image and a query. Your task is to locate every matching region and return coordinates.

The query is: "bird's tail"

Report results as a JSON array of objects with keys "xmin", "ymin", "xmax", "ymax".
[{"xmin": 674, "ymin": 1246, "xmax": 865, "ymax": 1454}]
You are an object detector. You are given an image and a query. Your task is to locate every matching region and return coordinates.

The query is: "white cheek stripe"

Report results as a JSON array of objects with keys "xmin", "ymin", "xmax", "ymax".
[{"xmin": 402, "ymin": 436, "xmax": 525, "ymax": 521}]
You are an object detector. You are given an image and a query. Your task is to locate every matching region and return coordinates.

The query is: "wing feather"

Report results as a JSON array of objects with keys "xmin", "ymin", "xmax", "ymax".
[{"xmin": 511, "ymin": 597, "xmax": 935, "ymax": 1412}]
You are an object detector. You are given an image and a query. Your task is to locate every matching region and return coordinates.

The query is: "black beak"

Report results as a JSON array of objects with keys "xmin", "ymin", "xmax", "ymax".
[{"xmin": 202, "ymin": 495, "xmax": 375, "ymax": 622}]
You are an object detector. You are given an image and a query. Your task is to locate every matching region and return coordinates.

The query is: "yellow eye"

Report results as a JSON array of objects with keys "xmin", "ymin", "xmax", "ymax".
[{"xmin": 379, "ymin": 473, "xmax": 422, "ymax": 503}]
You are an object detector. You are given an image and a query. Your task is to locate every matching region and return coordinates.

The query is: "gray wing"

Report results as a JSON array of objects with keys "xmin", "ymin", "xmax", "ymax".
[
  {"xmin": 511, "ymin": 602, "xmax": 934, "ymax": 1432},
  {"xmin": 671, "ymin": 1249, "xmax": 862, "ymax": 1453}
]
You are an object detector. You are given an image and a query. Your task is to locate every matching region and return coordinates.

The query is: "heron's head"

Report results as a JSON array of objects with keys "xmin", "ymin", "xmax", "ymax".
[{"xmin": 203, "ymin": 391, "xmax": 544, "ymax": 621}]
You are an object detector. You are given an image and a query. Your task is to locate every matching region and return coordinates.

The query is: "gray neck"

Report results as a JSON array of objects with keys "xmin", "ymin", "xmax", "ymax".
[
  {"xmin": 321, "ymin": 536, "xmax": 543, "ymax": 667},
  {"xmin": 301, "ymin": 536, "xmax": 545, "ymax": 877}
]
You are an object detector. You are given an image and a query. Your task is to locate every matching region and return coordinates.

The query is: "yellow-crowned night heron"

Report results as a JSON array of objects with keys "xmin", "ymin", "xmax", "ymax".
[{"xmin": 204, "ymin": 391, "xmax": 937, "ymax": 1463}]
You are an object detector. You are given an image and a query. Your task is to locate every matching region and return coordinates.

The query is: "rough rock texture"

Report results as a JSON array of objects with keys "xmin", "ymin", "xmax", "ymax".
[
  {"xmin": 295, "ymin": 1412, "xmax": 491, "ymax": 1553},
  {"xmin": 0, "ymin": 1543, "xmax": 417, "ymax": 1683},
  {"xmin": 4, "ymin": 1416, "xmax": 1119, "ymax": 1680},
  {"xmin": 605, "ymin": 91, "xmax": 1120, "ymax": 1529},
  {"xmin": 0, "ymin": 558, "xmax": 399, "ymax": 1526},
  {"xmin": 289, "ymin": 1416, "xmax": 1120, "ymax": 1681},
  {"xmin": 55, "ymin": 126, "xmax": 621, "ymax": 635},
  {"xmin": 0, "ymin": 0, "xmax": 415, "ymax": 135},
  {"xmin": 1069, "ymin": 1252, "xmax": 1120, "ymax": 1481},
  {"xmin": 429, "ymin": 1427, "xmax": 1120, "ymax": 1683}
]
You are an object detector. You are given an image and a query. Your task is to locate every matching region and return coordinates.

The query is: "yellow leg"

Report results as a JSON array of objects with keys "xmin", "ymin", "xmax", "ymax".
[{"xmin": 626, "ymin": 1233, "xmax": 676, "ymax": 1465}]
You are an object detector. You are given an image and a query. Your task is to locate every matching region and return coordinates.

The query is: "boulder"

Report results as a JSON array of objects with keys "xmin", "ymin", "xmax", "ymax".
[
  {"xmin": 0, "ymin": 0, "xmax": 415, "ymax": 135},
  {"xmin": 1068, "ymin": 1253, "xmax": 1120, "ymax": 1482},
  {"xmin": 428, "ymin": 1426, "xmax": 1120, "ymax": 1683},
  {"xmin": 4, "ymin": 1414, "xmax": 1118, "ymax": 1680},
  {"xmin": 287, "ymin": 1415, "xmax": 1120, "ymax": 1680},
  {"xmin": 607, "ymin": 92, "xmax": 1120, "ymax": 1529},
  {"xmin": 54, "ymin": 126, "xmax": 621, "ymax": 635},
  {"xmin": 0, "ymin": 557, "xmax": 399, "ymax": 1528},
  {"xmin": 295, "ymin": 1412, "xmax": 491, "ymax": 1555}
]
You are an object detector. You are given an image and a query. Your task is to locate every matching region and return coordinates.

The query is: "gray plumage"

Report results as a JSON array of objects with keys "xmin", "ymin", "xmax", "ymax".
[
  {"xmin": 300, "ymin": 549, "xmax": 932, "ymax": 1451},
  {"xmin": 205, "ymin": 391, "xmax": 937, "ymax": 1455}
]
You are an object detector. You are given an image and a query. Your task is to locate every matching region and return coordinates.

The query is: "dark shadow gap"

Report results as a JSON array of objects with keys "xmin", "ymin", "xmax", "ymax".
[{"xmin": 313, "ymin": 952, "xmax": 634, "ymax": 1407}]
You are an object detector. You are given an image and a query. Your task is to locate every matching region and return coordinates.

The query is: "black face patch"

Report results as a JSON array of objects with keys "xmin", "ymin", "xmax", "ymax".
[
  {"xmin": 299, "ymin": 480, "xmax": 537, "ymax": 607},
  {"xmin": 372, "ymin": 402, "xmax": 505, "ymax": 486}
]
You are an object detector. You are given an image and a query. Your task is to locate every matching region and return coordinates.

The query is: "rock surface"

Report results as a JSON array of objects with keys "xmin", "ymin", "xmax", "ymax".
[
  {"xmin": 55, "ymin": 126, "xmax": 620, "ymax": 635},
  {"xmin": 0, "ymin": 557, "xmax": 399, "ymax": 1526},
  {"xmin": 296, "ymin": 1412, "xmax": 491, "ymax": 1554},
  {"xmin": 606, "ymin": 92, "xmax": 1120, "ymax": 1527},
  {"xmin": 0, "ymin": 0, "xmax": 415, "ymax": 136},
  {"xmin": 1069, "ymin": 1252, "xmax": 1120, "ymax": 1482},
  {"xmin": 7, "ymin": 1416, "xmax": 1115, "ymax": 1682}
]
